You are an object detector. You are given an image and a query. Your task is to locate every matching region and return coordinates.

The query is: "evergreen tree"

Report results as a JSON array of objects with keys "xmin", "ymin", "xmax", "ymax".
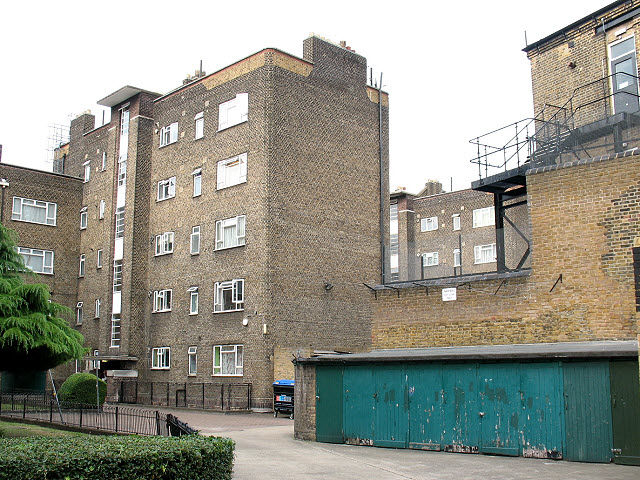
[{"xmin": 0, "ymin": 224, "xmax": 85, "ymax": 371}]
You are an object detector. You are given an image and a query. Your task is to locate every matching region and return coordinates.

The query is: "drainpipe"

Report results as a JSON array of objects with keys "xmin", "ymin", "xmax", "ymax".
[{"xmin": 378, "ymin": 73, "xmax": 385, "ymax": 284}]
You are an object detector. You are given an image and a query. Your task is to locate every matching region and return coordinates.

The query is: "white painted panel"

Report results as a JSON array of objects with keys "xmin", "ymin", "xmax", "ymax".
[
  {"xmin": 114, "ymin": 237, "xmax": 124, "ymax": 260},
  {"xmin": 117, "ymin": 186, "xmax": 126, "ymax": 208},
  {"xmin": 112, "ymin": 291, "xmax": 122, "ymax": 314}
]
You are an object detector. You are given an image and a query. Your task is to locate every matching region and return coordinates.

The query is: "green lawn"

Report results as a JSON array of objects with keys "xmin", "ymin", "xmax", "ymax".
[{"xmin": 0, "ymin": 420, "xmax": 84, "ymax": 438}]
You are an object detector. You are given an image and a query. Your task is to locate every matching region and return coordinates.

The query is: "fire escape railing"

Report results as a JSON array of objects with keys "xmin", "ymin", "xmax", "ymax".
[{"xmin": 470, "ymin": 72, "xmax": 640, "ymax": 179}]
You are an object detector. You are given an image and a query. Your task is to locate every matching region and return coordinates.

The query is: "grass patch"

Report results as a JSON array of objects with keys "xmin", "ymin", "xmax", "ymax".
[{"xmin": 0, "ymin": 420, "xmax": 84, "ymax": 438}]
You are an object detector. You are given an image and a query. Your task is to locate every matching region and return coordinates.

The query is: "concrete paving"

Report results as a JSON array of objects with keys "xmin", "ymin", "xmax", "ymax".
[{"xmin": 161, "ymin": 408, "xmax": 638, "ymax": 480}]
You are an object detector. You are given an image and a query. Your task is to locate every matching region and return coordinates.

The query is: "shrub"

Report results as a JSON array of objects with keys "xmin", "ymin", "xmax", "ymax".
[
  {"xmin": 0, "ymin": 434, "xmax": 235, "ymax": 480},
  {"xmin": 57, "ymin": 373, "xmax": 107, "ymax": 406}
]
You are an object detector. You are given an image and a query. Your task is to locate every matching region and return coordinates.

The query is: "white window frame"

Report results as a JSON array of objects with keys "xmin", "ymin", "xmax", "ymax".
[
  {"xmin": 16, "ymin": 247, "xmax": 54, "ymax": 275},
  {"xmin": 452, "ymin": 214, "xmax": 461, "ymax": 231},
  {"xmin": 188, "ymin": 346, "xmax": 197, "ymax": 376},
  {"xmin": 151, "ymin": 347, "xmax": 170, "ymax": 370},
  {"xmin": 113, "ymin": 259, "xmax": 122, "ymax": 292},
  {"xmin": 213, "ymin": 344, "xmax": 243, "ymax": 376},
  {"xmin": 154, "ymin": 232, "xmax": 174, "ymax": 256},
  {"xmin": 473, "ymin": 207, "xmax": 495, "ymax": 228},
  {"xmin": 194, "ymin": 112, "xmax": 204, "ymax": 140},
  {"xmin": 99, "ymin": 200, "xmax": 106, "ymax": 220},
  {"xmin": 115, "ymin": 207, "xmax": 125, "ymax": 238},
  {"xmin": 474, "ymin": 243, "xmax": 497, "ymax": 264},
  {"xmin": 422, "ymin": 251, "xmax": 439, "ymax": 267},
  {"xmin": 83, "ymin": 161, "xmax": 91, "ymax": 183},
  {"xmin": 80, "ymin": 208, "xmax": 88, "ymax": 230},
  {"xmin": 11, "ymin": 197, "xmax": 57, "ymax": 226},
  {"xmin": 453, "ymin": 248, "xmax": 461, "ymax": 267},
  {"xmin": 96, "ymin": 249, "xmax": 103, "ymax": 269},
  {"xmin": 214, "ymin": 279, "xmax": 244, "ymax": 313},
  {"xmin": 218, "ymin": 93, "xmax": 248, "ymax": 131},
  {"xmin": 215, "ymin": 215, "xmax": 246, "ymax": 250},
  {"xmin": 193, "ymin": 168, "xmax": 202, "ymax": 197},
  {"xmin": 190, "ymin": 226, "xmax": 201, "ymax": 255},
  {"xmin": 101, "ymin": 152, "xmax": 107, "ymax": 171},
  {"xmin": 159, "ymin": 122, "xmax": 179, "ymax": 147},
  {"xmin": 110, "ymin": 315, "xmax": 121, "ymax": 348},
  {"xmin": 188, "ymin": 286, "xmax": 199, "ymax": 315},
  {"xmin": 79, "ymin": 254, "xmax": 86, "ymax": 277},
  {"xmin": 153, "ymin": 289, "xmax": 172, "ymax": 313},
  {"xmin": 76, "ymin": 302, "xmax": 83, "ymax": 325},
  {"xmin": 420, "ymin": 216, "xmax": 438, "ymax": 232},
  {"xmin": 157, "ymin": 177, "xmax": 176, "ymax": 201},
  {"xmin": 217, "ymin": 153, "xmax": 247, "ymax": 190},
  {"xmin": 118, "ymin": 160, "xmax": 127, "ymax": 187},
  {"xmin": 95, "ymin": 299, "xmax": 101, "ymax": 319}
]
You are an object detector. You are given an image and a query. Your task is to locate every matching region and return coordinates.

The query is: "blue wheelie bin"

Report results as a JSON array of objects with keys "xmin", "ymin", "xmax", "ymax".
[{"xmin": 273, "ymin": 379, "xmax": 294, "ymax": 419}]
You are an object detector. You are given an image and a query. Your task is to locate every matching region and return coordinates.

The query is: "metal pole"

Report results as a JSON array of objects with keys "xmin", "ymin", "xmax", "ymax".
[
  {"xmin": 96, "ymin": 360, "xmax": 100, "ymax": 410},
  {"xmin": 48, "ymin": 369, "xmax": 64, "ymax": 423},
  {"xmin": 378, "ymin": 72, "xmax": 386, "ymax": 284}
]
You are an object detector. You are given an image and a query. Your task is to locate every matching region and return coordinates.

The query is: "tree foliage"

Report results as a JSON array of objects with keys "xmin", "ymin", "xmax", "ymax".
[{"xmin": 0, "ymin": 224, "xmax": 85, "ymax": 371}]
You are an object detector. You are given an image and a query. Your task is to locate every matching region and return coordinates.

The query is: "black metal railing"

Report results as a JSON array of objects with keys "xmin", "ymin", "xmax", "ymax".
[
  {"xmin": 0, "ymin": 392, "xmax": 193, "ymax": 436},
  {"xmin": 109, "ymin": 380, "xmax": 252, "ymax": 411},
  {"xmin": 470, "ymin": 72, "xmax": 640, "ymax": 178}
]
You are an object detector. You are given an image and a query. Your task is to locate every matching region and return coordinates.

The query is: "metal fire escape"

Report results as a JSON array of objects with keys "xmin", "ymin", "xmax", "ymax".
[{"xmin": 470, "ymin": 72, "xmax": 640, "ymax": 272}]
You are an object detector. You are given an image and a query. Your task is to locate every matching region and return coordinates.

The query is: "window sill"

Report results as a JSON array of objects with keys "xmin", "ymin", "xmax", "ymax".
[
  {"xmin": 217, "ymin": 119, "xmax": 247, "ymax": 133},
  {"xmin": 189, "ymin": 312, "xmax": 198, "ymax": 316},
  {"xmin": 212, "ymin": 374, "xmax": 243, "ymax": 377},
  {"xmin": 152, "ymin": 310, "xmax": 172, "ymax": 314},
  {"xmin": 156, "ymin": 196, "xmax": 176, "ymax": 203},
  {"xmin": 158, "ymin": 141, "xmax": 178, "ymax": 148},
  {"xmin": 213, "ymin": 308, "xmax": 244, "ymax": 314},
  {"xmin": 216, "ymin": 180, "xmax": 247, "ymax": 191},
  {"xmin": 11, "ymin": 218, "xmax": 57, "ymax": 227},
  {"xmin": 474, "ymin": 261, "xmax": 497, "ymax": 265},
  {"xmin": 215, "ymin": 243, "xmax": 246, "ymax": 252},
  {"xmin": 154, "ymin": 252, "xmax": 173, "ymax": 257},
  {"xmin": 151, "ymin": 367, "xmax": 170, "ymax": 370},
  {"xmin": 190, "ymin": 252, "xmax": 200, "ymax": 256}
]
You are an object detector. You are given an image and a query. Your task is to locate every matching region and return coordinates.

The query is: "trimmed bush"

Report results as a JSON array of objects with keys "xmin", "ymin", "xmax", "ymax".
[
  {"xmin": 0, "ymin": 434, "xmax": 235, "ymax": 480},
  {"xmin": 57, "ymin": 373, "xmax": 106, "ymax": 405}
]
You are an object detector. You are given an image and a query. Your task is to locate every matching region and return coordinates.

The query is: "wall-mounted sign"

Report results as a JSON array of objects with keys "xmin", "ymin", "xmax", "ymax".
[{"xmin": 442, "ymin": 287, "xmax": 457, "ymax": 301}]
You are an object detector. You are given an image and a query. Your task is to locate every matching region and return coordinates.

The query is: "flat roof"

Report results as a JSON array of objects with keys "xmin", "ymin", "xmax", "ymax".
[
  {"xmin": 296, "ymin": 340, "xmax": 639, "ymax": 364},
  {"xmin": 367, "ymin": 268, "xmax": 530, "ymax": 291},
  {"xmin": 97, "ymin": 86, "xmax": 161, "ymax": 108}
]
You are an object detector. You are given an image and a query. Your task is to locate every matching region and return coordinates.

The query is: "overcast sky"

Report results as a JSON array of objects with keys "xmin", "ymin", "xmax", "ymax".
[{"xmin": 1, "ymin": 0, "xmax": 609, "ymax": 193}]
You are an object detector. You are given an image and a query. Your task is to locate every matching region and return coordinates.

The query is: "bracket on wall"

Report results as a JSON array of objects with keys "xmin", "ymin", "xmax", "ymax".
[
  {"xmin": 550, "ymin": 274, "xmax": 563, "ymax": 293},
  {"xmin": 362, "ymin": 283, "xmax": 378, "ymax": 300},
  {"xmin": 494, "ymin": 279, "xmax": 506, "ymax": 295},
  {"xmin": 411, "ymin": 283, "xmax": 429, "ymax": 295},
  {"xmin": 384, "ymin": 285, "xmax": 401, "ymax": 298}
]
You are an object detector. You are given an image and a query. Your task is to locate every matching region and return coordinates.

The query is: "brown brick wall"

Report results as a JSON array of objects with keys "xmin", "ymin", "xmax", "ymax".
[{"xmin": 294, "ymin": 361, "xmax": 316, "ymax": 441}]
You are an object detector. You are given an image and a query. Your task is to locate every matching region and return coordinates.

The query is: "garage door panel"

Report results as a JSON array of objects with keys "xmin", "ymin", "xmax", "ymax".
[
  {"xmin": 343, "ymin": 365, "xmax": 375, "ymax": 445},
  {"xmin": 407, "ymin": 363, "xmax": 444, "ymax": 450},
  {"xmin": 373, "ymin": 365, "xmax": 408, "ymax": 448},
  {"xmin": 442, "ymin": 364, "xmax": 479, "ymax": 453}
]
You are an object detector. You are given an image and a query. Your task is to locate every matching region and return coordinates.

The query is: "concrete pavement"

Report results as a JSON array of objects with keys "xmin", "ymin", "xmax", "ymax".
[{"xmin": 160, "ymin": 408, "xmax": 638, "ymax": 480}]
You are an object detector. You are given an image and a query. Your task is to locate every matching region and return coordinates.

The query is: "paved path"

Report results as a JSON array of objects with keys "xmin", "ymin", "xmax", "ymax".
[{"xmin": 161, "ymin": 408, "xmax": 638, "ymax": 480}]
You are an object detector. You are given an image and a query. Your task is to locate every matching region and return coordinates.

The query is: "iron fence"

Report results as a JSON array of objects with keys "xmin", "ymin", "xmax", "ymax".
[
  {"xmin": 110, "ymin": 380, "xmax": 252, "ymax": 411},
  {"xmin": 0, "ymin": 392, "xmax": 178, "ymax": 436}
]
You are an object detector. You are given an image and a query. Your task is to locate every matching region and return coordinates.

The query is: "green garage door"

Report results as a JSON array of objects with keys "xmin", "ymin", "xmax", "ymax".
[
  {"xmin": 407, "ymin": 364, "xmax": 444, "ymax": 450},
  {"xmin": 610, "ymin": 359, "xmax": 640, "ymax": 465},
  {"xmin": 315, "ymin": 365, "xmax": 344, "ymax": 443},
  {"xmin": 344, "ymin": 365, "xmax": 374, "ymax": 445}
]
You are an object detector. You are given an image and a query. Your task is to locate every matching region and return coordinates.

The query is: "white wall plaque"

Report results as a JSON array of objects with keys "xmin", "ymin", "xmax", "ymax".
[{"xmin": 442, "ymin": 287, "xmax": 457, "ymax": 301}]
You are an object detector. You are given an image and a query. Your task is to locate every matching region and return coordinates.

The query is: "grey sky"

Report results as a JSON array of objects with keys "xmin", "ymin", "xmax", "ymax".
[{"xmin": 1, "ymin": 0, "xmax": 608, "ymax": 193}]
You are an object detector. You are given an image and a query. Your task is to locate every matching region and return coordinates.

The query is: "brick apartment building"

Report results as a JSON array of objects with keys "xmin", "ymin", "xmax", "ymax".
[
  {"xmin": 297, "ymin": 1, "xmax": 640, "ymax": 465},
  {"xmin": 0, "ymin": 36, "xmax": 389, "ymax": 408}
]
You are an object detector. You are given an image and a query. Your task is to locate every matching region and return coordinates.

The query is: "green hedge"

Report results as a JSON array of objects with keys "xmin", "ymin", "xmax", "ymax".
[
  {"xmin": 57, "ymin": 373, "xmax": 106, "ymax": 406},
  {"xmin": 0, "ymin": 434, "xmax": 234, "ymax": 480}
]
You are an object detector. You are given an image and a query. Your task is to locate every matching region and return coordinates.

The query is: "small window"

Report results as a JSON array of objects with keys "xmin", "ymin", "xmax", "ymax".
[
  {"xmin": 12, "ymin": 197, "xmax": 57, "ymax": 226},
  {"xmin": 218, "ymin": 93, "xmax": 248, "ymax": 131},
  {"xmin": 113, "ymin": 259, "xmax": 122, "ymax": 292},
  {"xmin": 16, "ymin": 247, "xmax": 54, "ymax": 274},
  {"xmin": 115, "ymin": 207, "xmax": 125, "ymax": 238},
  {"xmin": 473, "ymin": 207, "xmax": 495, "ymax": 228},
  {"xmin": 193, "ymin": 169, "xmax": 202, "ymax": 197},
  {"xmin": 159, "ymin": 122, "xmax": 179, "ymax": 147},
  {"xmin": 83, "ymin": 161, "xmax": 91, "ymax": 183},
  {"xmin": 217, "ymin": 153, "xmax": 247, "ymax": 190},
  {"xmin": 153, "ymin": 289, "xmax": 172, "ymax": 313},
  {"xmin": 213, "ymin": 344, "xmax": 243, "ymax": 376},
  {"xmin": 157, "ymin": 177, "xmax": 176, "ymax": 201},
  {"xmin": 452, "ymin": 214, "xmax": 461, "ymax": 231},
  {"xmin": 95, "ymin": 299, "xmax": 101, "ymax": 318},
  {"xmin": 474, "ymin": 243, "xmax": 497, "ymax": 264},
  {"xmin": 214, "ymin": 279, "xmax": 244, "ymax": 313},
  {"xmin": 194, "ymin": 112, "xmax": 204, "ymax": 140},
  {"xmin": 90, "ymin": 349, "xmax": 100, "ymax": 370},
  {"xmin": 188, "ymin": 346, "xmax": 197, "ymax": 375},
  {"xmin": 215, "ymin": 215, "xmax": 246, "ymax": 250},
  {"xmin": 190, "ymin": 226, "xmax": 201, "ymax": 255},
  {"xmin": 154, "ymin": 232, "xmax": 174, "ymax": 256},
  {"xmin": 118, "ymin": 160, "xmax": 127, "ymax": 187},
  {"xmin": 76, "ymin": 302, "xmax": 83, "ymax": 325},
  {"xmin": 79, "ymin": 254, "xmax": 86, "ymax": 277},
  {"xmin": 101, "ymin": 152, "xmax": 107, "ymax": 171},
  {"xmin": 422, "ymin": 252, "xmax": 439, "ymax": 267},
  {"xmin": 420, "ymin": 216, "xmax": 438, "ymax": 232},
  {"xmin": 80, "ymin": 208, "xmax": 88, "ymax": 230},
  {"xmin": 96, "ymin": 249, "xmax": 103, "ymax": 269},
  {"xmin": 99, "ymin": 200, "xmax": 106, "ymax": 220},
  {"xmin": 110, "ymin": 315, "xmax": 121, "ymax": 348},
  {"xmin": 188, "ymin": 286, "xmax": 199, "ymax": 315},
  {"xmin": 151, "ymin": 347, "xmax": 170, "ymax": 369},
  {"xmin": 453, "ymin": 248, "xmax": 461, "ymax": 267}
]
